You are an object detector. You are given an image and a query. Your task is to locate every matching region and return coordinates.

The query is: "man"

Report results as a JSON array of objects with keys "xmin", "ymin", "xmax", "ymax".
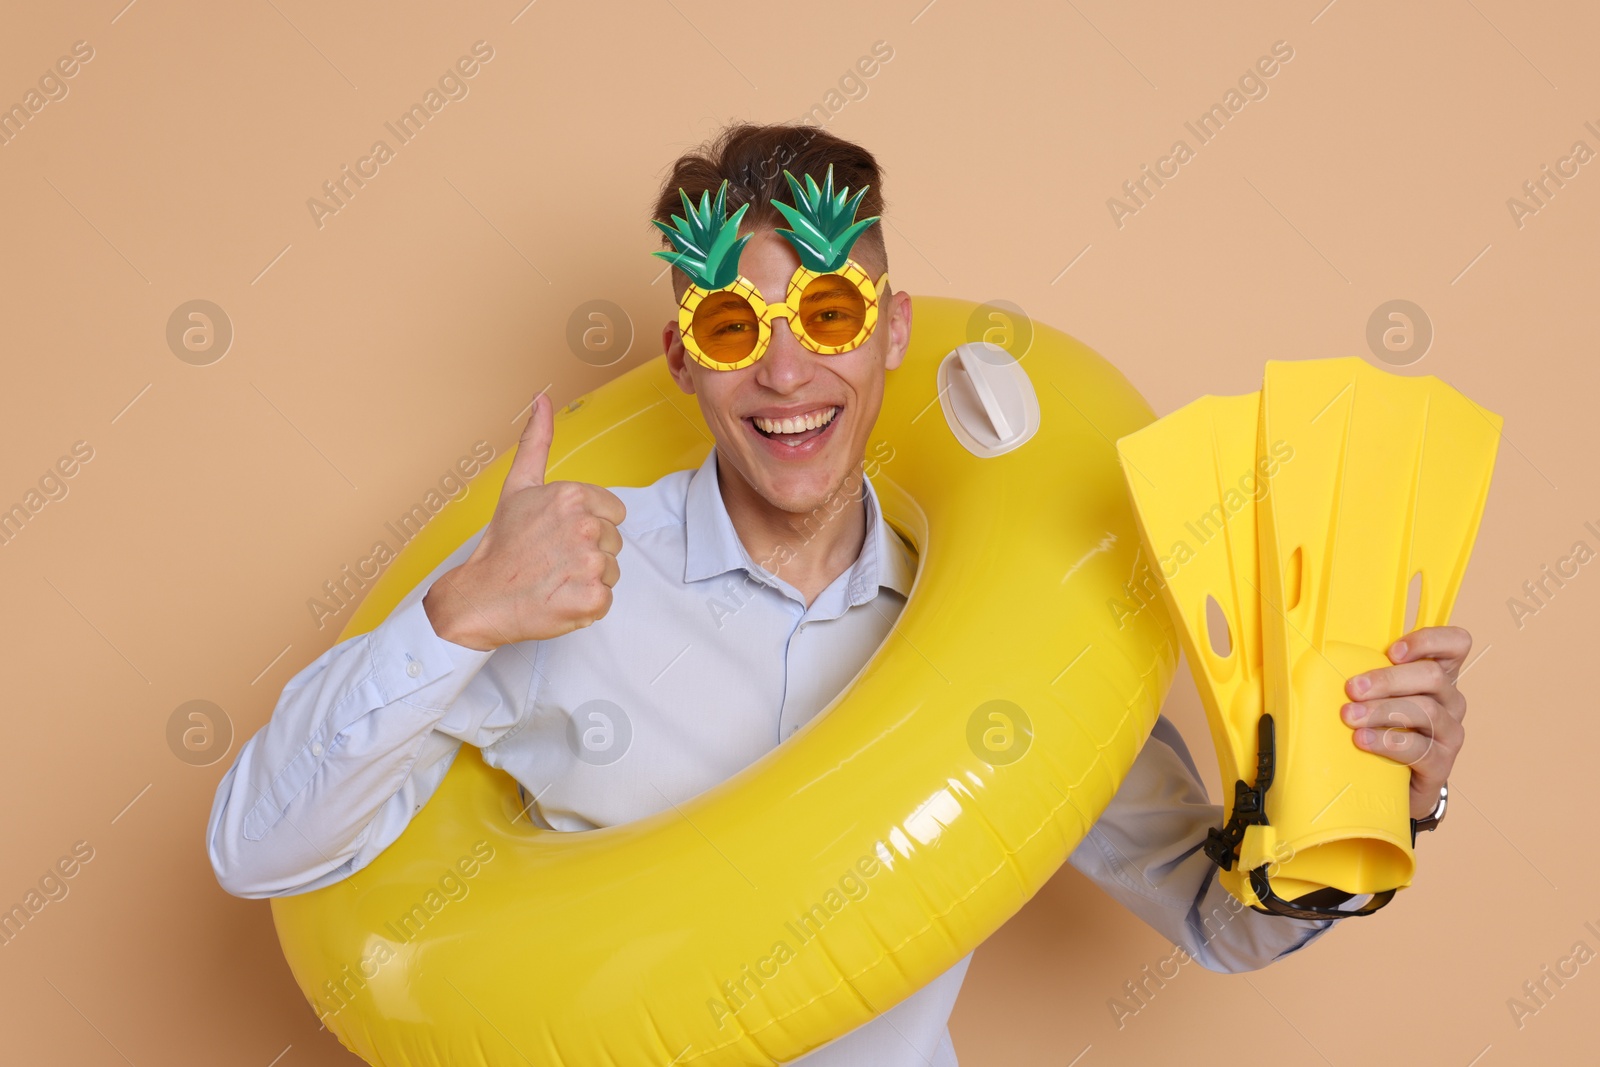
[{"xmin": 208, "ymin": 122, "xmax": 1469, "ymax": 1064}]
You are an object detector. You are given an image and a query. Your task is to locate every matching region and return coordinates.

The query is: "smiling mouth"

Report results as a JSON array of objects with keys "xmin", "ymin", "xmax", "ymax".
[{"xmin": 748, "ymin": 405, "xmax": 841, "ymax": 446}]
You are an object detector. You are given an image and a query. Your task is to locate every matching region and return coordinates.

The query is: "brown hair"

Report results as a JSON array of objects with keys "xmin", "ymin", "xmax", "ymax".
[{"xmin": 651, "ymin": 123, "xmax": 888, "ymax": 292}]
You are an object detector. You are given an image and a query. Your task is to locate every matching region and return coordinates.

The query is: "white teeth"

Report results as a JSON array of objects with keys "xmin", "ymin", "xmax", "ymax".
[{"xmin": 753, "ymin": 406, "xmax": 839, "ymax": 435}]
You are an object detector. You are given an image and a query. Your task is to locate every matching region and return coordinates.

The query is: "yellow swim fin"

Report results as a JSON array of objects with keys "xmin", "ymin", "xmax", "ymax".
[
  {"xmin": 1116, "ymin": 389, "xmax": 1278, "ymax": 912},
  {"xmin": 1117, "ymin": 357, "xmax": 1502, "ymax": 916},
  {"xmin": 1250, "ymin": 357, "xmax": 1502, "ymax": 907}
]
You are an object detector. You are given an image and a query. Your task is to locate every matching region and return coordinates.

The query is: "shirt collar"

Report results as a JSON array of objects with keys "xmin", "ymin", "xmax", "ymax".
[{"xmin": 682, "ymin": 447, "xmax": 915, "ymax": 605}]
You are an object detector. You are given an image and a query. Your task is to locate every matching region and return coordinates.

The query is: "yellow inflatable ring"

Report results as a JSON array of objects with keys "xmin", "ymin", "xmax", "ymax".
[{"xmin": 270, "ymin": 296, "xmax": 1178, "ymax": 1066}]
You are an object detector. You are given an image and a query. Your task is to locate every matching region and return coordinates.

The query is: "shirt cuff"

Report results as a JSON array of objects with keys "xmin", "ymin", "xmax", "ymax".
[{"xmin": 368, "ymin": 594, "xmax": 496, "ymax": 712}]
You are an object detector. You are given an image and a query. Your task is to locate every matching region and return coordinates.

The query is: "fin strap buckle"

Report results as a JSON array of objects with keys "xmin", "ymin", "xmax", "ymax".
[
  {"xmin": 1201, "ymin": 715, "xmax": 1276, "ymax": 871},
  {"xmin": 1202, "ymin": 713, "xmax": 1398, "ymax": 920}
]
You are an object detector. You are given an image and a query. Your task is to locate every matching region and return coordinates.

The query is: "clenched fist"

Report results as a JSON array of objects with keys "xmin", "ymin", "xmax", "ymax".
[{"xmin": 423, "ymin": 392, "xmax": 625, "ymax": 651}]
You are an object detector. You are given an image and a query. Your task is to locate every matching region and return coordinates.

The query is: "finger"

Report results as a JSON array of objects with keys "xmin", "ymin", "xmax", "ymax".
[
  {"xmin": 1382, "ymin": 653, "xmax": 1470, "ymax": 722},
  {"xmin": 538, "ymin": 573, "xmax": 600, "ymax": 633},
  {"xmin": 1352, "ymin": 727, "xmax": 1456, "ymax": 802},
  {"xmin": 1387, "ymin": 625, "xmax": 1472, "ymax": 678},
  {"xmin": 599, "ymin": 551, "xmax": 621, "ymax": 588},
  {"xmin": 571, "ymin": 581, "xmax": 613, "ymax": 626},
  {"xmin": 580, "ymin": 484, "xmax": 627, "ymax": 526},
  {"xmin": 504, "ymin": 392, "xmax": 553, "ymax": 495},
  {"xmin": 1346, "ymin": 656, "xmax": 1455, "ymax": 706},
  {"xmin": 1351, "ymin": 723, "xmax": 1439, "ymax": 770},
  {"xmin": 595, "ymin": 520, "xmax": 623, "ymax": 558},
  {"xmin": 1345, "ymin": 694, "xmax": 1462, "ymax": 783},
  {"xmin": 1344, "ymin": 695, "xmax": 1462, "ymax": 744}
]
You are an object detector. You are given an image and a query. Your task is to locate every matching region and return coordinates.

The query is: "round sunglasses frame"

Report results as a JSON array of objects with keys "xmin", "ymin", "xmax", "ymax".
[{"xmin": 677, "ymin": 260, "xmax": 892, "ymax": 371}]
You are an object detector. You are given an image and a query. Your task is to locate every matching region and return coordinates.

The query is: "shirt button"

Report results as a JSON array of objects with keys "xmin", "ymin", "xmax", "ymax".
[
  {"xmin": 406, "ymin": 660, "xmax": 422, "ymax": 678},
  {"xmin": 311, "ymin": 742, "xmax": 324, "ymax": 756}
]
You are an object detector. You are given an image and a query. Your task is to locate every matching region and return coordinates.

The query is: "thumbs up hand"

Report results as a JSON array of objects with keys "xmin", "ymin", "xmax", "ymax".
[{"xmin": 423, "ymin": 392, "xmax": 626, "ymax": 651}]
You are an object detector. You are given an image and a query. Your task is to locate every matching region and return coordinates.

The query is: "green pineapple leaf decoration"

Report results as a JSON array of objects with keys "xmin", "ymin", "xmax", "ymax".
[
  {"xmin": 772, "ymin": 163, "xmax": 881, "ymax": 273},
  {"xmin": 650, "ymin": 179, "xmax": 752, "ymax": 289}
]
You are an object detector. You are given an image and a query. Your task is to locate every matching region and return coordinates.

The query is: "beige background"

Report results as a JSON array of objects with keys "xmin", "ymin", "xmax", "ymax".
[{"xmin": 2, "ymin": 1, "xmax": 1595, "ymax": 1064}]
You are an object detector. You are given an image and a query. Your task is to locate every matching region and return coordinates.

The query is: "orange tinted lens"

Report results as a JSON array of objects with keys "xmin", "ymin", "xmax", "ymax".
[
  {"xmin": 798, "ymin": 274, "xmax": 868, "ymax": 349},
  {"xmin": 690, "ymin": 291, "xmax": 761, "ymax": 365}
]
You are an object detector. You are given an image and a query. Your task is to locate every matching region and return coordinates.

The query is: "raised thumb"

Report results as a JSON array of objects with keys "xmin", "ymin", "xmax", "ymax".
[{"xmin": 505, "ymin": 392, "xmax": 553, "ymax": 493}]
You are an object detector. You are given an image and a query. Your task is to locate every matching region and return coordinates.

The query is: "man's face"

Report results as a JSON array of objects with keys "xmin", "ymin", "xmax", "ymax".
[{"xmin": 663, "ymin": 228, "xmax": 911, "ymax": 517}]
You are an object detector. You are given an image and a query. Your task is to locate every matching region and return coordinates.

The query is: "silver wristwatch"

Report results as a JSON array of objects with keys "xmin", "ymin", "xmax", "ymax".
[{"xmin": 1410, "ymin": 781, "xmax": 1448, "ymax": 843}]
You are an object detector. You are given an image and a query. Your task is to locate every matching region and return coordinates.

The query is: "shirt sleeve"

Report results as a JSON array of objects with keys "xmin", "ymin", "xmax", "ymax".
[
  {"xmin": 206, "ymin": 525, "xmax": 538, "ymax": 899},
  {"xmin": 1066, "ymin": 714, "xmax": 1368, "ymax": 973}
]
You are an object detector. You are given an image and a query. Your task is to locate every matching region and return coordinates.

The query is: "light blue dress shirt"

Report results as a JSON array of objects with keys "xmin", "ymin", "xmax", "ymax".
[{"xmin": 208, "ymin": 446, "xmax": 1347, "ymax": 1066}]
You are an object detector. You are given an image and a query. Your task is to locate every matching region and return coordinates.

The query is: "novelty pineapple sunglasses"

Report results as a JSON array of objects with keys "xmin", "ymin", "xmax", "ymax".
[{"xmin": 652, "ymin": 165, "xmax": 890, "ymax": 371}]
